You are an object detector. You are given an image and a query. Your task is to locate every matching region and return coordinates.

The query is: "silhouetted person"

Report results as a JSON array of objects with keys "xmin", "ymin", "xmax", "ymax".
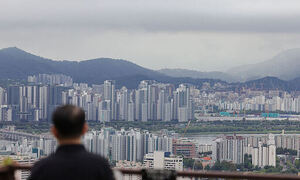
[{"xmin": 29, "ymin": 105, "xmax": 114, "ymax": 180}]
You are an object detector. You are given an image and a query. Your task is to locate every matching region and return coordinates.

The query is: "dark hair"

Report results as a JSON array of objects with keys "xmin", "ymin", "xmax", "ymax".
[{"xmin": 52, "ymin": 105, "xmax": 85, "ymax": 138}]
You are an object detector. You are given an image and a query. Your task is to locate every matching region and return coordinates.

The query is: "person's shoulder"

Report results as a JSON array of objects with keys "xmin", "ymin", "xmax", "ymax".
[
  {"xmin": 32, "ymin": 154, "xmax": 56, "ymax": 170},
  {"xmin": 84, "ymin": 152, "xmax": 110, "ymax": 166},
  {"xmin": 83, "ymin": 152, "xmax": 115, "ymax": 180},
  {"xmin": 29, "ymin": 154, "xmax": 56, "ymax": 179},
  {"xmin": 85, "ymin": 152, "xmax": 109, "ymax": 162}
]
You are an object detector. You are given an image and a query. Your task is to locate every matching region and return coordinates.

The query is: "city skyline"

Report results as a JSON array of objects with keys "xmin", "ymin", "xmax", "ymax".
[
  {"xmin": 2, "ymin": 74, "xmax": 300, "ymax": 177},
  {"xmin": 2, "ymin": 124, "xmax": 300, "ymax": 178},
  {"xmin": 2, "ymin": 73, "xmax": 300, "ymax": 123},
  {"xmin": 2, "ymin": 0, "xmax": 300, "ymax": 178}
]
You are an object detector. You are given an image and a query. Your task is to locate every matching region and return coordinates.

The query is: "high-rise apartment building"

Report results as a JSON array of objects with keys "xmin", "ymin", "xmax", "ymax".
[
  {"xmin": 0, "ymin": 87, "xmax": 6, "ymax": 105},
  {"xmin": 252, "ymin": 134, "xmax": 276, "ymax": 167},
  {"xmin": 212, "ymin": 135, "xmax": 245, "ymax": 164},
  {"xmin": 103, "ymin": 80, "xmax": 116, "ymax": 121},
  {"xmin": 118, "ymin": 87, "xmax": 128, "ymax": 121},
  {"xmin": 127, "ymin": 102, "xmax": 135, "ymax": 122},
  {"xmin": 174, "ymin": 84, "xmax": 193, "ymax": 122}
]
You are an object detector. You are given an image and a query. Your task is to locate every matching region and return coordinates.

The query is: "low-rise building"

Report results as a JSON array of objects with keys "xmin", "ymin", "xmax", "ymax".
[
  {"xmin": 116, "ymin": 160, "xmax": 143, "ymax": 169},
  {"xmin": 172, "ymin": 138, "xmax": 196, "ymax": 158},
  {"xmin": 198, "ymin": 144, "xmax": 212, "ymax": 153},
  {"xmin": 143, "ymin": 151, "xmax": 183, "ymax": 171}
]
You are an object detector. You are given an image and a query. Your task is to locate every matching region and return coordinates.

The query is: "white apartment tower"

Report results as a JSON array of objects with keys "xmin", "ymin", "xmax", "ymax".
[{"xmin": 252, "ymin": 134, "xmax": 276, "ymax": 167}]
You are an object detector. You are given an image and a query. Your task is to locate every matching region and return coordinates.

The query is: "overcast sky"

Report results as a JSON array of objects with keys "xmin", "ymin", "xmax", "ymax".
[{"xmin": 1, "ymin": 0, "xmax": 300, "ymax": 71}]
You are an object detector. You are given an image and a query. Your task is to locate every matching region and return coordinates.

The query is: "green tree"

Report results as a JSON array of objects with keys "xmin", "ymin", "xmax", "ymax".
[
  {"xmin": 243, "ymin": 154, "xmax": 253, "ymax": 170},
  {"xmin": 295, "ymin": 159, "xmax": 300, "ymax": 169},
  {"xmin": 211, "ymin": 161, "xmax": 236, "ymax": 171},
  {"xmin": 183, "ymin": 158, "xmax": 194, "ymax": 169},
  {"xmin": 211, "ymin": 161, "xmax": 222, "ymax": 170},
  {"xmin": 194, "ymin": 161, "xmax": 203, "ymax": 170},
  {"xmin": 204, "ymin": 165, "xmax": 211, "ymax": 170},
  {"xmin": 183, "ymin": 158, "xmax": 203, "ymax": 170}
]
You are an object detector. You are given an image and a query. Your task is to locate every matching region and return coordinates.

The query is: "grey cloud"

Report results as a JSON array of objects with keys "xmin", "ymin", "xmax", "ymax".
[
  {"xmin": 1, "ymin": 0, "xmax": 300, "ymax": 33},
  {"xmin": 1, "ymin": 0, "xmax": 300, "ymax": 72}
]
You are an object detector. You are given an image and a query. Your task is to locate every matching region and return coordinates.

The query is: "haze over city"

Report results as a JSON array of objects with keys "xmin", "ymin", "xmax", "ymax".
[
  {"xmin": 1, "ymin": 0, "xmax": 300, "ymax": 71},
  {"xmin": 2, "ymin": 0, "xmax": 300, "ymax": 179}
]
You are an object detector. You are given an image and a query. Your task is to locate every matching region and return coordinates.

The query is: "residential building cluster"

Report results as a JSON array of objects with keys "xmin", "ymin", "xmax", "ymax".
[
  {"xmin": 27, "ymin": 74, "xmax": 73, "ymax": 87},
  {"xmin": 194, "ymin": 90, "xmax": 300, "ymax": 113},
  {"xmin": 212, "ymin": 135, "xmax": 245, "ymax": 164},
  {"xmin": 244, "ymin": 133, "xmax": 300, "ymax": 151},
  {"xmin": 83, "ymin": 128, "xmax": 175, "ymax": 162},
  {"xmin": 76, "ymin": 80, "xmax": 193, "ymax": 122},
  {"xmin": 2, "ymin": 74, "xmax": 300, "ymax": 123},
  {"xmin": 0, "ymin": 137, "xmax": 57, "ymax": 159},
  {"xmin": 0, "ymin": 84, "xmax": 66, "ymax": 121},
  {"xmin": 0, "ymin": 126, "xmax": 187, "ymax": 174},
  {"xmin": 1, "ymin": 126, "xmax": 300, "ymax": 174},
  {"xmin": 0, "ymin": 75, "xmax": 194, "ymax": 122},
  {"xmin": 212, "ymin": 133, "xmax": 300, "ymax": 168}
]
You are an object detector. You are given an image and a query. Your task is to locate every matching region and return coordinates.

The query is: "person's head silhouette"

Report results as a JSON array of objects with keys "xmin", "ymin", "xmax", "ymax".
[{"xmin": 51, "ymin": 105, "xmax": 88, "ymax": 145}]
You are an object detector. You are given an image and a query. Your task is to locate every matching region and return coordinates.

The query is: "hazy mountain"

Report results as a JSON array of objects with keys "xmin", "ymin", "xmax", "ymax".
[
  {"xmin": 227, "ymin": 48, "xmax": 300, "ymax": 81},
  {"xmin": 159, "ymin": 49, "xmax": 300, "ymax": 82},
  {"xmin": 0, "ymin": 47, "xmax": 169, "ymax": 88},
  {"xmin": 2, "ymin": 47, "xmax": 300, "ymax": 91},
  {"xmin": 0, "ymin": 47, "xmax": 57, "ymax": 78},
  {"xmin": 231, "ymin": 76, "xmax": 290, "ymax": 91},
  {"xmin": 158, "ymin": 68, "xmax": 237, "ymax": 82},
  {"xmin": 0, "ymin": 47, "xmax": 224, "ymax": 88}
]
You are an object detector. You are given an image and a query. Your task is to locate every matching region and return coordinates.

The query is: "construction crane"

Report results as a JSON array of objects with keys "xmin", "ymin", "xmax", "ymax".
[{"xmin": 182, "ymin": 120, "xmax": 192, "ymax": 138}]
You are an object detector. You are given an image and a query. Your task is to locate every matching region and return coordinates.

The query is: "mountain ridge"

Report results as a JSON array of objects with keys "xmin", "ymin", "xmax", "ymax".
[
  {"xmin": 0, "ymin": 47, "xmax": 224, "ymax": 88},
  {"xmin": 227, "ymin": 48, "xmax": 300, "ymax": 81},
  {"xmin": 158, "ymin": 68, "xmax": 237, "ymax": 82},
  {"xmin": 159, "ymin": 48, "xmax": 300, "ymax": 82},
  {"xmin": 1, "ymin": 47, "xmax": 300, "ymax": 91}
]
